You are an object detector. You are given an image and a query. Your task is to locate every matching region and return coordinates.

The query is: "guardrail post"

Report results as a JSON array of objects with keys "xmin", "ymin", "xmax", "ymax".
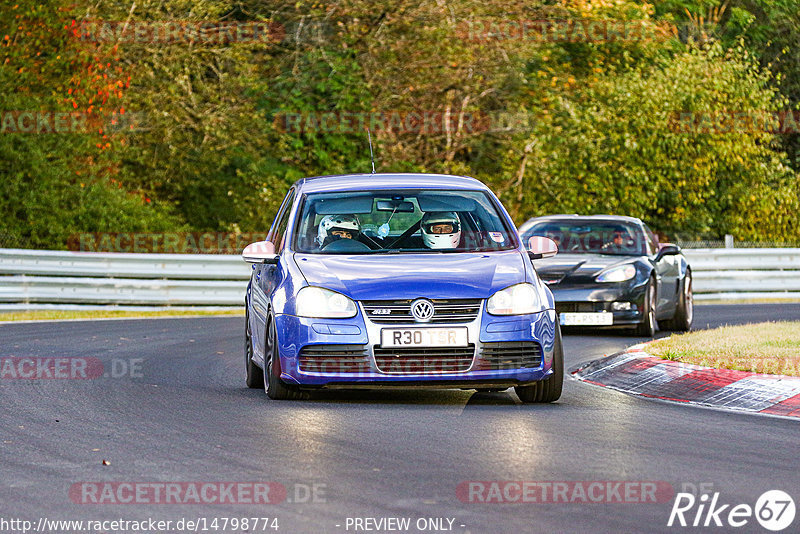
[{"xmin": 724, "ymin": 235, "xmax": 734, "ymax": 249}]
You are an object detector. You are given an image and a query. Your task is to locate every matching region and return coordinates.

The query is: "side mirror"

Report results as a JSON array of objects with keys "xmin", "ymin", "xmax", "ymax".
[
  {"xmin": 527, "ymin": 236, "xmax": 558, "ymax": 260},
  {"xmin": 655, "ymin": 243, "xmax": 680, "ymax": 262},
  {"xmin": 242, "ymin": 241, "xmax": 279, "ymax": 264}
]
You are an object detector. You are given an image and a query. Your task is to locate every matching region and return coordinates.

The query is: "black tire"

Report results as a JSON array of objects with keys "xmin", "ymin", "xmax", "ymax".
[
  {"xmin": 245, "ymin": 312, "xmax": 263, "ymax": 389},
  {"xmin": 263, "ymin": 312, "xmax": 304, "ymax": 400},
  {"xmin": 515, "ymin": 324, "xmax": 564, "ymax": 403},
  {"xmin": 635, "ymin": 278, "xmax": 657, "ymax": 337},
  {"xmin": 662, "ymin": 270, "xmax": 693, "ymax": 332}
]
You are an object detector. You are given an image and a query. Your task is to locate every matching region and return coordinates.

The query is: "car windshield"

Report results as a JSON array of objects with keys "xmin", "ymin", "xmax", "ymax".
[
  {"xmin": 522, "ymin": 220, "xmax": 646, "ymax": 256},
  {"xmin": 293, "ymin": 189, "xmax": 518, "ymax": 254}
]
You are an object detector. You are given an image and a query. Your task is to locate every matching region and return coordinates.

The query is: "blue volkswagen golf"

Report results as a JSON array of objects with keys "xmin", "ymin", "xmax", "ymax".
[{"xmin": 242, "ymin": 173, "xmax": 563, "ymax": 403}]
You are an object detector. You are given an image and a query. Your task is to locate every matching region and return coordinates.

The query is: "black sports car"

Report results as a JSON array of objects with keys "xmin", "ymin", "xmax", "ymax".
[{"xmin": 518, "ymin": 215, "xmax": 692, "ymax": 336}]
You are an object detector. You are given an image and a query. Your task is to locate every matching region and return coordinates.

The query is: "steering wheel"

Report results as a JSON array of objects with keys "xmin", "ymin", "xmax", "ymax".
[{"xmin": 321, "ymin": 238, "xmax": 372, "ymax": 253}]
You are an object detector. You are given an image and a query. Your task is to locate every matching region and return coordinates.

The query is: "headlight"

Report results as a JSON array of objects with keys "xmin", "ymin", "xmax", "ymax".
[
  {"xmin": 295, "ymin": 286, "xmax": 357, "ymax": 318},
  {"xmin": 486, "ymin": 283, "xmax": 543, "ymax": 315},
  {"xmin": 596, "ymin": 264, "xmax": 637, "ymax": 283}
]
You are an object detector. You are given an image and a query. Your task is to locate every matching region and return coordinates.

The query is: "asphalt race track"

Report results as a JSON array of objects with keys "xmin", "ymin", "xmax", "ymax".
[{"xmin": 2, "ymin": 304, "xmax": 799, "ymax": 534}]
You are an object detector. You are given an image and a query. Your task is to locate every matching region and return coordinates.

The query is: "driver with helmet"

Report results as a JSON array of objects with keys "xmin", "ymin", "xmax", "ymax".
[
  {"xmin": 317, "ymin": 214, "xmax": 362, "ymax": 249},
  {"xmin": 421, "ymin": 211, "xmax": 462, "ymax": 249},
  {"xmin": 601, "ymin": 227, "xmax": 633, "ymax": 252}
]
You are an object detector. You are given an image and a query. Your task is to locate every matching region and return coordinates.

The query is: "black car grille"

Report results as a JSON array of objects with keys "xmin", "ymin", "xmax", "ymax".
[
  {"xmin": 361, "ymin": 299, "xmax": 481, "ymax": 324},
  {"xmin": 373, "ymin": 345, "xmax": 475, "ymax": 374},
  {"xmin": 477, "ymin": 341, "xmax": 543, "ymax": 370},
  {"xmin": 298, "ymin": 344, "xmax": 370, "ymax": 373}
]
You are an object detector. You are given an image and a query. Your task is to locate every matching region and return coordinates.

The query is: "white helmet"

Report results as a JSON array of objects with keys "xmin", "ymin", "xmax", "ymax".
[
  {"xmin": 317, "ymin": 214, "xmax": 361, "ymax": 246},
  {"xmin": 421, "ymin": 211, "xmax": 461, "ymax": 249}
]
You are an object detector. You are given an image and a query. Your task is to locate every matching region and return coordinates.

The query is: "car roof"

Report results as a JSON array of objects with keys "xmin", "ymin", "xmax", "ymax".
[
  {"xmin": 523, "ymin": 214, "xmax": 645, "ymax": 226},
  {"xmin": 292, "ymin": 173, "xmax": 489, "ymax": 193}
]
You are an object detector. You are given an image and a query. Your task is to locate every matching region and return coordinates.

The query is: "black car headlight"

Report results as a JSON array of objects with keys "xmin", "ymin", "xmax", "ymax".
[{"xmin": 596, "ymin": 264, "xmax": 636, "ymax": 283}]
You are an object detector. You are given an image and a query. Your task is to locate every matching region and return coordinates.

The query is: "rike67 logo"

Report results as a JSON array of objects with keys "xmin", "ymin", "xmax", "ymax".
[{"xmin": 668, "ymin": 490, "xmax": 795, "ymax": 531}]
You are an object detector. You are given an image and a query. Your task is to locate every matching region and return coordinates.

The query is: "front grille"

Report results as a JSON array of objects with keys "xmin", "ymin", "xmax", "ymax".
[
  {"xmin": 373, "ymin": 345, "xmax": 475, "ymax": 374},
  {"xmin": 298, "ymin": 344, "xmax": 370, "ymax": 373},
  {"xmin": 556, "ymin": 302, "xmax": 605, "ymax": 313},
  {"xmin": 361, "ymin": 299, "xmax": 481, "ymax": 324},
  {"xmin": 477, "ymin": 341, "xmax": 543, "ymax": 370}
]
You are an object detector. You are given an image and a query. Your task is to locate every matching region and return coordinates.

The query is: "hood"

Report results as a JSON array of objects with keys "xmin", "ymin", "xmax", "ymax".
[
  {"xmin": 293, "ymin": 251, "xmax": 528, "ymax": 300},
  {"xmin": 533, "ymin": 253, "xmax": 637, "ymax": 284}
]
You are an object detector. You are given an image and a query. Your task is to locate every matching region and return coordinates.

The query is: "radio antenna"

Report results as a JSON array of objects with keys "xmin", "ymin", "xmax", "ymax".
[{"xmin": 367, "ymin": 129, "xmax": 376, "ymax": 174}]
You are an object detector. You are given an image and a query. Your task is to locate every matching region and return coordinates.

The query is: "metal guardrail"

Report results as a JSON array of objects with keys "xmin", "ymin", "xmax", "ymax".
[
  {"xmin": 0, "ymin": 247, "xmax": 798, "ymax": 307},
  {"xmin": 0, "ymin": 248, "xmax": 250, "ymax": 279},
  {"xmin": 0, "ymin": 249, "xmax": 250, "ymax": 307},
  {"xmin": 683, "ymin": 248, "xmax": 800, "ymax": 301}
]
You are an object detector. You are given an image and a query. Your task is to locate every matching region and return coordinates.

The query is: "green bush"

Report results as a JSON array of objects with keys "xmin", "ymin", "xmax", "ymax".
[{"xmin": 493, "ymin": 43, "xmax": 799, "ymax": 240}]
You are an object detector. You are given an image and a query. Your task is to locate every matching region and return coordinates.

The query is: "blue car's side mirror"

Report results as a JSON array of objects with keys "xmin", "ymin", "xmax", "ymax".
[
  {"xmin": 527, "ymin": 236, "xmax": 558, "ymax": 260},
  {"xmin": 242, "ymin": 241, "xmax": 279, "ymax": 265}
]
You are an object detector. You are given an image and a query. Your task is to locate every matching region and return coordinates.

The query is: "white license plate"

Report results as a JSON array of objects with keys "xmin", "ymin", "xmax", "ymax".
[
  {"xmin": 559, "ymin": 312, "xmax": 614, "ymax": 326},
  {"xmin": 381, "ymin": 327, "xmax": 468, "ymax": 348}
]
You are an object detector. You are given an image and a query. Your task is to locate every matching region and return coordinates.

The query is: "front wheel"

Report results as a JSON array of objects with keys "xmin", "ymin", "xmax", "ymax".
[
  {"xmin": 662, "ymin": 271, "xmax": 693, "ymax": 332},
  {"xmin": 635, "ymin": 278, "xmax": 657, "ymax": 337},
  {"xmin": 263, "ymin": 313, "xmax": 304, "ymax": 400},
  {"xmin": 515, "ymin": 324, "xmax": 564, "ymax": 403}
]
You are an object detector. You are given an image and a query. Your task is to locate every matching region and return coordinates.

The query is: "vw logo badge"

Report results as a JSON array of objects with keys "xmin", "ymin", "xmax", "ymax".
[{"xmin": 411, "ymin": 298, "xmax": 435, "ymax": 322}]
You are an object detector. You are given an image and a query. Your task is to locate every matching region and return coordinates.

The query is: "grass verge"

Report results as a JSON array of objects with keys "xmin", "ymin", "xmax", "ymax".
[
  {"xmin": 0, "ymin": 309, "xmax": 243, "ymax": 322},
  {"xmin": 648, "ymin": 321, "xmax": 800, "ymax": 377}
]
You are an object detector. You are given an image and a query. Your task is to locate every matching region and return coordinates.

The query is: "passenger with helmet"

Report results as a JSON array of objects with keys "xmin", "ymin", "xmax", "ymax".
[
  {"xmin": 421, "ymin": 211, "xmax": 462, "ymax": 249},
  {"xmin": 316, "ymin": 214, "xmax": 362, "ymax": 249}
]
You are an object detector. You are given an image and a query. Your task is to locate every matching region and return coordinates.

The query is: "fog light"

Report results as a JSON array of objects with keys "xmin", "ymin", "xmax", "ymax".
[{"xmin": 611, "ymin": 302, "xmax": 632, "ymax": 311}]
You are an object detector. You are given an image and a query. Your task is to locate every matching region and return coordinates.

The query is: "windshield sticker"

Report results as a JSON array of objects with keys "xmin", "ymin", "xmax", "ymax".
[{"xmin": 489, "ymin": 232, "xmax": 505, "ymax": 243}]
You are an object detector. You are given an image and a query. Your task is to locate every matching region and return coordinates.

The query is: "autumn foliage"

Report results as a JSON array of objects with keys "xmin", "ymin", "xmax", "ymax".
[{"xmin": 1, "ymin": 0, "xmax": 798, "ymax": 249}]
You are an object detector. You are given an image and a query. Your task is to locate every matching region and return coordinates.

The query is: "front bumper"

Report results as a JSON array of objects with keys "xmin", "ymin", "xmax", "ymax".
[
  {"xmin": 548, "ymin": 282, "xmax": 647, "ymax": 326},
  {"xmin": 273, "ymin": 304, "xmax": 558, "ymax": 388}
]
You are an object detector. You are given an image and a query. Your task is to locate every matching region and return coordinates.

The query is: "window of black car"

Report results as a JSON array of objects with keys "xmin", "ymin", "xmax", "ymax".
[
  {"xmin": 292, "ymin": 189, "xmax": 518, "ymax": 254},
  {"xmin": 269, "ymin": 188, "xmax": 296, "ymax": 252},
  {"xmin": 523, "ymin": 220, "xmax": 647, "ymax": 255}
]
